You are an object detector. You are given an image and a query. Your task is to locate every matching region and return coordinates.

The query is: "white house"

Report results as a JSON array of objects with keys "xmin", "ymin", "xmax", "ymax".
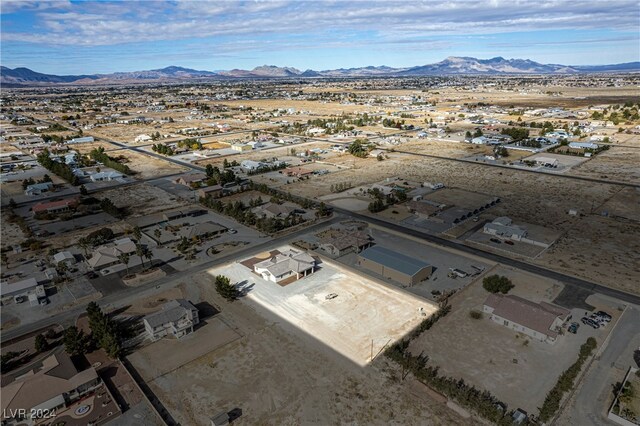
[
  {"xmin": 483, "ymin": 217, "xmax": 527, "ymax": 241},
  {"xmin": 532, "ymin": 156, "xmax": 559, "ymax": 167},
  {"xmin": 90, "ymin": 171, "xmax": 124, "ymax": 182},
  {"xmin": 569, "ymin": 142, "xmax": 599, "ymax": 150},
  {"xmin": 240, "ymin": 160, "xmax": 267, "ymax": 171},
  {"xmin": 53, "ymin": 251, "xmax": 76, "ymax": 266},
  {"xmin": 134, "ymin": 134, "xmax": 153, "ymax": 143},
  {"xmin": 254, "ymin": 249, "xmax": 316, "ymax": 283},
  {"xmin": 66, "ymin": 136, "xmax": 94, "ymax": 144},
  {"xmin": 471, "ymin": 136, "xmax": 487, "ymax": 144},
  {"xmin": 143, "ymin": 299, "xmax": 199, "ymax": 341}
]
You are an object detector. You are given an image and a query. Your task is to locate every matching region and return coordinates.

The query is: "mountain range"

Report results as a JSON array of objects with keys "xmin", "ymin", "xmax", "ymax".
[{"xmin": 2, "ymin": 57, "xmax": 639, "ymax": 86}]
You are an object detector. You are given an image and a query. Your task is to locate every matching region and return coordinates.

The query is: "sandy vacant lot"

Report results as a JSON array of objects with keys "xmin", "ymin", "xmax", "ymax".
[
  {"xmin": 536, "ymin": 214, "xmax": 640, "ymax": 294},
  {"xmin": 570, "ymin": 146, "xmax": 640, "ymax": 184},
  {"xmin": 143, "ymin": 272, "xmax": 462, "ymax": 426},
  {"xmin": 206, "ymin": 252, "xmax": 437, "ymax": 366},
  {"xmin": 100, "ymin": 183, "xmax": 189, "ymax": 217}
]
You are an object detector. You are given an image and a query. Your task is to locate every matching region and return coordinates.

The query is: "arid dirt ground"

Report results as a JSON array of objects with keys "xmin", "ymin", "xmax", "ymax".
[
  {"xmin": 140, "ymin": 272, "xmax": 464, "ymax": 426},
  {"xmin": 275, "ymin": 150, "xmax": 639, "ymax": 294},
  {"xmin": 72, "ymin": 141, "xmax": 189, "ymax": 178},
  {"xmin": 570, "ymin": 146, "xmax": 640, "ymax": 184},
  {"xmin": 100, "ymin": 183, "xmax": 189, "ymax": 217},
  {"xmin": 408, "ymin": 265, "xmax": 621, "ymax": 415}
]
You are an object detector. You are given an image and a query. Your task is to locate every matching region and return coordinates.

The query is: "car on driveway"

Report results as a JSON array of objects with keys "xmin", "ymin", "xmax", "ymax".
[
  {"xmin": 568, "ymin": 322, "xmax": 579, "ymax": 334},
  {"xmin": 581, "ymin": 317, "xmax": 600, "ymax": 329}
]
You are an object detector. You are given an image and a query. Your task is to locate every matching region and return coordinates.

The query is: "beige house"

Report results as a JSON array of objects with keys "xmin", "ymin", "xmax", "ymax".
[
  {"xmin": 87, "ymin": 238, "xmax": 137, "ymax": 270},
  {"xmin": 1, "ymin": 353, "xmax": 103, "ymax": 424},
  {"xmin": 318, "ymin": 228, "xmax": 373, "ymax": 257},
  {"xmin": 483, "ymin": 294, "xmax": 570, "ymax": 343}
]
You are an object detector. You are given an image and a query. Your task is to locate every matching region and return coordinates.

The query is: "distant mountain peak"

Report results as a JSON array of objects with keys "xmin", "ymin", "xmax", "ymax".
[{"xmin": 2, "ymin": 57, "xmax": 638, "ymax": 86}]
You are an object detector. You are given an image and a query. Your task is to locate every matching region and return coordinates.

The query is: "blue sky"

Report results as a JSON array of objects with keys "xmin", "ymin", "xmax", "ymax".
[{"xmin": 1, "ymin": 0, "xmax": 639, "ymax": 74}]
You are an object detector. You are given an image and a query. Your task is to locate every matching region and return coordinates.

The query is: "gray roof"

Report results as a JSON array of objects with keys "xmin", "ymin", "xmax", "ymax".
[
  {"xmin": 144, "ymin": 299, "xmax": 196, "ymax": 328},
  {"xmin": 1, "ymin": 278, "xmax": 39, "ymax": 297},
  {"xmin": 358, "ymin": 246, "xmax": 430, "ymax": 276}
]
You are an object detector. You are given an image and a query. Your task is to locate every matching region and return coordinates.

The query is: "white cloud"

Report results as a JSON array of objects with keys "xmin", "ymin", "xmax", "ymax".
[{"xmin": 1, "ymin": 0, "xmax": 638, "ymax": 47}]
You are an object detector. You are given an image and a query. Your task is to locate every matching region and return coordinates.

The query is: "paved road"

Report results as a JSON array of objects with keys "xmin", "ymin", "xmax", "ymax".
[
  {"xmin": 1, "ymin": 215, "xmax": 341, "ymax": 340},
  {"xmin": 558, "ymin": 306, "xmax": 640, "ymax": 425}
]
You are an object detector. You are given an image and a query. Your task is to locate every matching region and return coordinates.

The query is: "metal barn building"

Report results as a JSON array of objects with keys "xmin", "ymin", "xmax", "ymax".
[{"xmin": 357, "ymin": 246, "xmax": 433, "ymax": 286}]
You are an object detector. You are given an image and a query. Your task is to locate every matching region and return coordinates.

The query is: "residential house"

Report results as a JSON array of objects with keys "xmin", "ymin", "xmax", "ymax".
[
  {"xmin": 252, "ymin": 202, "xmax": 301, "ymax": 219},
  {"xmin": 143, "ymin": 299, "xmax": 200, "ymax": 341},
  {"xmin": 53, "ymin": 251, "xmax": 76, "ymax": 266},
  {"xmin": 25, "ymin": 182, "xmax": 54, "ymax": 196},
  {"xmin": 161, "ymin": 207, "xmax": 204, "ymax": 222},
  {"xmin": 281, "ymin": 166, "xmax": 313, "ymax": 178},
  {"xmin": 483, "ymin": 217, "xmax": 527, "ymax": 241},
  {"xmin": 0, "ymin": 278, "xmax": 47, "ymax": 305},
  {"xmin": 86, "ymin": 238, "xmax": 137, "ymax": 270},
  {"xmin": 197, "ymin": 185, "xmax": 224, "ymax": 199},
  {"xmin": 569, "ymin": 141, "xmax": 599, "ymax": 150},
  {"xmin": 1, "ymin": 353, "xmax": 104, "ymax": 425},
  {"xmin": 406, "ymin": 199, "xmax": 444, "ymax": 218},
  {"xmin": 532, "ymin": 156, "xmax": 559, "ymax": 167},
  {"xmin": 483, "ymin": 294, "xmax": 570, "ymax": 343},
  {"xmin": 254, "ymin": 249, "xmax": 316, "ymax": 283},
  {"xmin": 32, "ymin": 198, "xmax": 79, "ymax": 216},
  {"xmin": 90, "ymin": 171, "xmax": 124, "ymax": 182},
  {"xmin": 318, "ymin": 228, "xmax": 373, "ymax": 256},
  {"xmin": 173, "ymin": 173, "xmax": 207, "ymax": 187},
  {"xmin": 178, "ymin": 221, "xmax": 227, "ymax": 240},
  {"xmin": 134, "ymin": 134, "xmax": 152, "ymax": 143},
  {"xmin": 231, "ymin": 143, "xmax": 251, "ymax": 152},
  {"xmin": 240, "ymin": 160, "xmax": 267, "ymax": 171},
  {"xmin": 66, "ymin": 136, "xmax": 94, "ymax": 144}
]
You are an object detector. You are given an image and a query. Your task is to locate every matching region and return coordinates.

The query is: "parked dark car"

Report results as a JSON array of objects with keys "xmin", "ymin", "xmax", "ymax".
[
  {"xmin": 568, "ymin": 322, "xmax": 579, "ymax": 334},
  {"xmin": 490, "ymin": 238, "xmax": 501, "ymax": 244},
  {"xmin": 595, "ymin": 311, "xmax": 612, "ymax": 322},
  {"xmin": 504, "ymin": 240, "xmax": 514, "ymax": 245},
  {"xmin": 581, "ymin": 317, "xmax": 600, "ymax": 329}
]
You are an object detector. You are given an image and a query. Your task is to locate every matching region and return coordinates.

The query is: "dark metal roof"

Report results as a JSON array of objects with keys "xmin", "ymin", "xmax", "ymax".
[{"xmin": 358, "ymin": 246, "xmax": 430, "ymax": 276}]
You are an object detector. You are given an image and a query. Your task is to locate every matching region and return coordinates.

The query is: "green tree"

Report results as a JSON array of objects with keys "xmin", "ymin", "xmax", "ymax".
[
  {"xmin": 135, "ymin": 244, "xmax": 146, "ymax": 269},
  {"xmin": 118, "ymin": 253, "xmax": 130, "ymax": 276},
  {"xmin": 56, "ymin": 261, "xmax": 69, "ymax": 277},
  {"xmin": 214, "ymin": 275, "xmax": 238, "ymax": 301},
  {"xmin": 101, "ymin": 332, "xmax": 122, "ymax": 359},
  {"xmin": 482, "ymin": 275, "xmax": 514, "ymax": 294},
  {"xmin": 34, "ymin": 334, "xmax": 48, "ymax": 353},
  {"xmin": 153, "ymin": 228, "xmax": 162, "ymax": 242},
  {"xmin": 63, "ymin": 326, "xmax": 88, "ymax": 356},
  {"xmin": 132, "ymin": 226, "xmax": 142, "ymax": 242}
]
